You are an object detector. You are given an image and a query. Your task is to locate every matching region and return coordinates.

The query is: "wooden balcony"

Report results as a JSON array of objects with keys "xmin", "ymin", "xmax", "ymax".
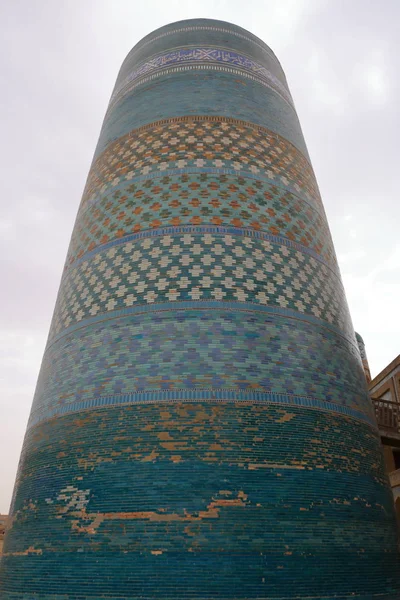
[
  {"xmin": 372, "ymin": 398, "xmax": 400, "ymax": 443},
  {"xmin": 389, "ymin": 469, "xmax": 400, "ymax": 490}
]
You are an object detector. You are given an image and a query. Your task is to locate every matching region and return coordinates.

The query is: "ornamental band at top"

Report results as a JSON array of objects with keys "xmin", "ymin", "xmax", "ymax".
[{"xmin": 1, "ymin": 18, "xmax": 399, "ymax": 600}]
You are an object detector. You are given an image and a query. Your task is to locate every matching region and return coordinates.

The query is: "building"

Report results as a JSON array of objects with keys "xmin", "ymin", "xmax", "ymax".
[
  {"xmin": 0, "ymin": 515, "xmax": 7, "ymax": 555},
  {"xmin": 1, "ymin": 18, "xmax": 400, "ymax": 599},
  {"xmin": 370, "ymin": 354, "xmax": 400, "ymax": 513}
]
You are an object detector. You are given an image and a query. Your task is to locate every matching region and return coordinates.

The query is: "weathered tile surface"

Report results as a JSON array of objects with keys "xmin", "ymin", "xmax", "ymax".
[{"xmin": 1, "ymin": 16, "xmax": 399, "ymax": 600}]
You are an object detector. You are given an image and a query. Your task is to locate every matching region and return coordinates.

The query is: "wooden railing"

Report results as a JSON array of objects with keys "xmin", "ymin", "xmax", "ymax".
[
  {"xmin": 373, "ymin": 398, "xmax": 400, "ymax": 434},
  {"xmin": 389, "ymin": 469, "xmax": 400, "ymax": 489}
]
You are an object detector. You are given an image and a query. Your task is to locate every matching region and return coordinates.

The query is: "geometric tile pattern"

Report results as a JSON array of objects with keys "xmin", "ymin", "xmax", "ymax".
[
  {"xmin": 68, "ymin": 173, "xmax": 336, "ymax": 268},
  {"xmin": 133, "ymin": 22, "xmax": 284, "ymax": 65},
  {"xmin": 94, "ymin": 75, "xmax": 310, "ymax": 161},
  {"xmin": 51, "ymin": 230, "xmax": 350, "ymax": 340},
  {"xmin": 109, "ymin": 47, "xmax": 294, "ymax": 109},
  {"xmin": 80, "ymin": 117, "xmax": 322, "ymax": 213},
  {"xmin": 33, "ymin": 310, "xmax": 370, "ymax": 426},
  {"xmin": 3, "ymin": 17, "xmax": 400, "ymax": 600}
]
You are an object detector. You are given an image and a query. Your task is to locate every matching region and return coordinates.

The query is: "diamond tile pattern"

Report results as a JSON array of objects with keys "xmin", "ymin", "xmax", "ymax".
[
  {"xmin": 68, "ymin": 173, "xmax": 336, "ymax": 268},
  {"xmin": 80, "ymin": 118, "xmax": 321, "ymax": 212}
]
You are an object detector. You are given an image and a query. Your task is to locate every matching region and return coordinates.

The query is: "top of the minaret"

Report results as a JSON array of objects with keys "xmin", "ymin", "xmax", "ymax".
[
  {"xmin": 135, "ymin": 18, "xmax": 277, "ymax": 56},
  {"xmin": 120, "ymin": 17, "xmax": 283, "ymax": 71}
]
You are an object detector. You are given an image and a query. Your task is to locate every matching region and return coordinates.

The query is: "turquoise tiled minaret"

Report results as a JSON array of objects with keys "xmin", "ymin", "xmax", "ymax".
[{"xmin": 1, "ymin": 18, "xmax": 400, "ymax": 599}]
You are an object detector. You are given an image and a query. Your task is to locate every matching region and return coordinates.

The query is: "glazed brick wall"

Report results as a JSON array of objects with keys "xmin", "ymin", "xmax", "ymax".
[
  {"xmin": 2, "ymin": 405, "xmax": 400, "ymax": 599},
  {"xmin": 1, "ymin": 17, "xmax": 400, "ymax": 600},
  {"xmin": 94, "ymin": 73, "xmax": 309, "ymax": 160},
  {"xmin": 31, "ymin": 310, "xmax": 367, "ymax": 427},
  {"xmin": 118, "ymin": 20, "xmax": 287, "ymax": 84}
]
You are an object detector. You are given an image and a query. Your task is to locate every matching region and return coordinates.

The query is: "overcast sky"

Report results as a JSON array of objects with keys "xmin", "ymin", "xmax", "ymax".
[{"xmin": 0, "ymin": 0, "xmax": 399, "ymax": 514}]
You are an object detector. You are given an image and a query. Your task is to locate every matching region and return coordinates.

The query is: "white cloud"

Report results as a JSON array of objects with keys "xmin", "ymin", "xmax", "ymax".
[
  {"xmin": 337, "ymin": 249, "xmax": 366, "ymax": 264},
  {"xmin": 343, "ymin": 241, "xmax": 400, "ymax": 376},
  {"xmin": 354, "ymin": 50, "xmax": 390, "ymax": 106},
  {"xmin": 0, "ymin": 219, "xmax": 15, "ymax": 241}
]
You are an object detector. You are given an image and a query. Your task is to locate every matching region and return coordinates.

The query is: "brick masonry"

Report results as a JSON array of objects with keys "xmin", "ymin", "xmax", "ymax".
[
  {"xmin": 355, "ymin": 332, "xmax": 372, "ymax": 383},
  {"xmin": 1, "ymin": 17, "xmax": 400, "ymax": 599},
  {"xmin": 0, "ymin": 515, "xmax": 7, "ymax": 555}
]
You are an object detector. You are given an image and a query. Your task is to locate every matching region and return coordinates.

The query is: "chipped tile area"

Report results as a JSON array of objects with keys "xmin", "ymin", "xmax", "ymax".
[
  {"xmin": 1, "ymin": 404, "xmax": 399, "ymax": 598},
  {"xmin": 2, "ymin": 17, "xmax": 400, "ymax": 600}
]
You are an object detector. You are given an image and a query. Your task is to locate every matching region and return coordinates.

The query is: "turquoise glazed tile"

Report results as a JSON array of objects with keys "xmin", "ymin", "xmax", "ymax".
[{"xmin": 1, "ymin": 17, "xmax": 399, "ymax": 600}]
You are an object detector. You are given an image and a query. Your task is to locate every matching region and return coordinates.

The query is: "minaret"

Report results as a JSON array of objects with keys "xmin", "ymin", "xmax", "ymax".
[
  {"xmin": 356, "ymin": 331, "xmax": 372, "ymax": 383},
  {"xmin": 1, "ymin": 19, "xmax": 399, "ymax": 599}
]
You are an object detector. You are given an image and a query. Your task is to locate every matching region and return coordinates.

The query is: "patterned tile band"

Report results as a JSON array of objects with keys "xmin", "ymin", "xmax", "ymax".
[
  {"xmin": 28, "ymin": 390, "xmax": 375, "ymax": 430},
  {"xmin": 72, "ymin": 117, "xmax": 334, "ymax": 275},
  {"xmin": 109, "ymin": 47, "xmax": 293, "ymax": 110},
  {"xmin": 2, "ymin": 17, "xmax": 399, "ymax": 600},
  {"xmin": 133, "ymin": 23, "xmax": 279, "ymax": 59},
  {"xmin": 68, "ymin": 173, "xmax": 335, "ymax": 269},
  {"xmin": 51, "ymin": 230, "xmax": 351, "ymax": 343},
  {"xmin": 95, "ymin": 82, "xmax": 310, "ymax": 163},
  {"xmin": 82, "ymin": 117, "xmax": 321, "ymax": 212},
  {"xmin": 94, "ymin": 80, "xmax": 311, "ymax": 161},
  {"xmin": 32, "ymin": 309, "xmax": 370, "ymax": 428}
]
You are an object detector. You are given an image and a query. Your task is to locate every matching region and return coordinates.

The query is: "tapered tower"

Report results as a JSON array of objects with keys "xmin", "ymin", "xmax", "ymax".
[{"xmin": 1, "ymin": 19, "xmax": 399, "ymax": 599}]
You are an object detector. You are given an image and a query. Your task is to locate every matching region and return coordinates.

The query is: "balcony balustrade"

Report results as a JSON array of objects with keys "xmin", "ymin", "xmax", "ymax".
[{"xmin": 373, "ymin": 398, "xmax": 400, "ymax": 435}]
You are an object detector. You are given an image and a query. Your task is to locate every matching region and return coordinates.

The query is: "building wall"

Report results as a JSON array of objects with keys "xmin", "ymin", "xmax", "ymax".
[
  {"xmin": 370, "ymin": 355, "xmax": 400, "ymax": 404},
  {"xmin": 383, "ymin": 445, "xmax": 396, "ymax": 473},
  {"xmin": 1, "ymin": 18, "xmax": 400, "ymax": 599},
  {"xmin": 0, "ymin": 515, "xmax": 7, "ymax": 555},
  {"xmin": 370, "ymin": 355, "xmax": 400, "ymax": 521}
]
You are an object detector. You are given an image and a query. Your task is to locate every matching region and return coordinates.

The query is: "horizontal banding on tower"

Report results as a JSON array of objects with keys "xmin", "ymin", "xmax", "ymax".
[{"xmin": 1, "ymin": 17, "xmax": 399, "ymax": 600}]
